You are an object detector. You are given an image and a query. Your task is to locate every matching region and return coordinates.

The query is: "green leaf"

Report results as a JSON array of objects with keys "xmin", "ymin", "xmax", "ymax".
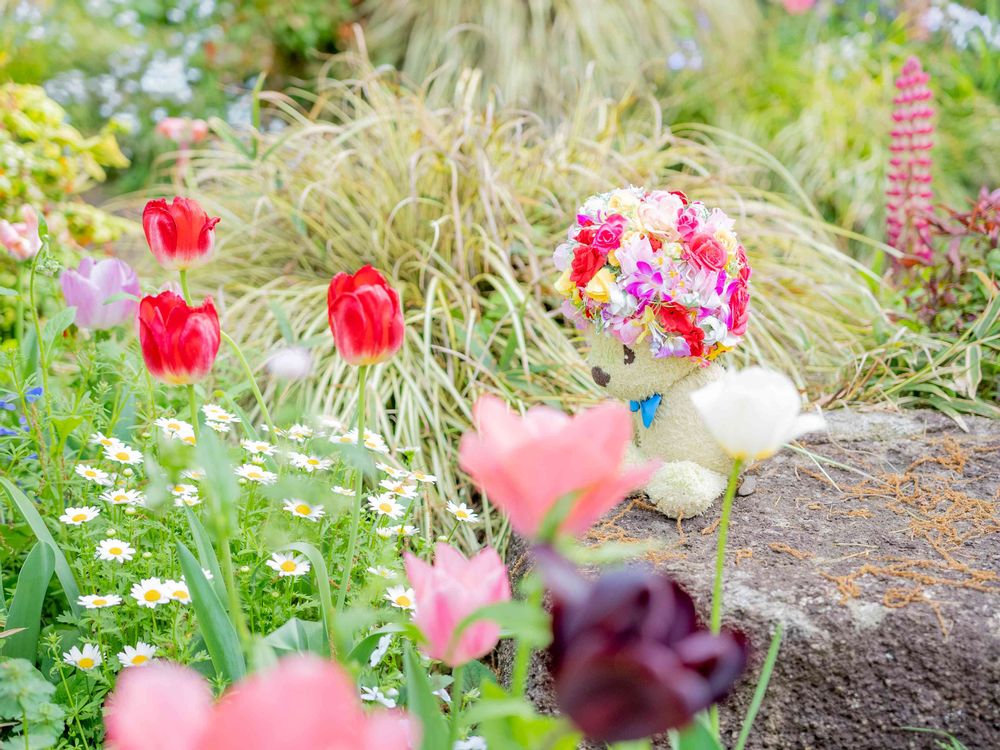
[
  {"xmin": 734, "ymin": 623, "xmax": 783, "ymax": 750},
  {"xmin": 176, "ymin": 541, "xmax": 246, "ymax": 683},
  {"xmin": 346, "ymin": 624, "xmax": 409, "ymax": 668},
  {"xmin": 183, "ymin": 508, "xmax": 228, "ymax": 606},
  {"xmin": 471, "ymin": 682, "xmax": 581, "ymax": 750},
  {"xmin": 1, "ymin": 544, "xmax": 55, "ymax": 662},
  {"xmin": 671, "ymin": 715, "xmax": 723, "ymax": 750},
  {"xmin": 454, "ymin": 600, "xmax": 551, "ymax": 649},
  {"xmin": 403, "ymin": 643, "xmax": 449, "ymax": 750},
  {"xmin": 964, "ymin": 344, "xmax": 982, "ymax": 399},
  {"xmin": 283, "ymin": 542, "xmax": 335, "ymax": 656},
  {"xmin": 42, "ymin": 307, "xmax": 76, "ymax": 347},
  {"xmin": 264, "ymin": 617, "xmax": 327, "ymax": 657},
  {"xmin": 0, "ymin": 478, "xmax": 81, "ymax": 616}
]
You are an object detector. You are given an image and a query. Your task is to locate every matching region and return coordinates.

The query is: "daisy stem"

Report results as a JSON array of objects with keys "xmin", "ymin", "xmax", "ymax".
[
  {"xmin": 336, "ymin": 365, "xmax": 368, "ymax": 611},
  {"xmin": 187, "ymin": 384, "xmax": 199, "ymax": 441},
  {"xmin": 449, "ymin": 662, "xmax": 465, "ymax": 745},
  {"xmin": 709, "ymin": 457, "xmax": 743, "ymax": 736}
]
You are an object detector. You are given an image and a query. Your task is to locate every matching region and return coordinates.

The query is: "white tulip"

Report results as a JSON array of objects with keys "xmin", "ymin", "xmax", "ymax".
[{"xmin": 690, "ymin": 367, "xmax": 826, "ymax": 461}]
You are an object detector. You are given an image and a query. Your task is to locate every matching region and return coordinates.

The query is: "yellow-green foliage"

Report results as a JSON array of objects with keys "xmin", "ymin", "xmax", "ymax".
[
  {"xmin": 141, "ymin": 58, "xmax": 886, "ymax": 537},
  {"xmin": 0, "ymin": 84, "xmax": 131, "ymax": 247}
]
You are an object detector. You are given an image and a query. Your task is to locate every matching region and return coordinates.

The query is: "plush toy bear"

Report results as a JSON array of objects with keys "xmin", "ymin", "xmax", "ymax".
[
  {"xmin": 587, "ymin": 329, "xmax": 732, "ymax": 518},
  {"xmin": 553, "ymin": 186, "xmax": 751, "ymax": 518}
]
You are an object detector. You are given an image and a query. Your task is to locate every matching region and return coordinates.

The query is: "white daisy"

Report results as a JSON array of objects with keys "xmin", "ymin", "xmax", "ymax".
[
  {"xmin": 78, "ymin": 593, "xmax": 122, "ymax": 610},
  {"xmin": 369, "ymin": 634, "xmax": 393, "ymax": 668},
  {"xmin": 63, "ymin": 644, "xmax": 102, "ymax": 671},
  {"xmin": 454, "ymin": 736, "xmax": 487, "ymax": 750},
  {"xmin": 376, "ymin": 462, "xmax": 412, "ymax": 480},
  {"xmin": 379, "ymin": 477, "xmax": 418, "ymax": 498},
  {"xmin": 319, "ymin": 416, "xmax": 346, "ymax": 433},
  {"xmin": 384, "ymin": 586, "xmax": 416, "ymax": 610},
  {"xmin": 118, "ymin": 641, "xmax": 157, "ymax": 668},
  {"xmin": 96, "ymin": 539, "xmax": 136, "ymax": 563},
  {"xmin": 173, "ymin": 494, "xmax": 202, "ymax": 507},
  {"xmin": 104, "ymin": 443, "xmax": 143, "ymax": 465},
  {"xmin": 101, "ymin": 488, "xmax": 144, "ymax": 506},
  {"xmin": 360, "ymin": 686, "xmax": 398, "ymax": 708},
  {"xmin": 170, "ymin": 483, "xmax": 198, "ymax": 497},
  {"xmin": 182, "ymin": 468, "xmax": 207, "ymax": 481},
  {"xmin": 206, "ymin": 421, "xmax": 231, "ymax": 434},
  {"xmin": 59, "ymin": 506, "xmax": 101, "ymax": 525},
  {"xmin": 75, "ymin": 464, "xmax": 112, "ymax": 486},
  {"xmin": 164, "ymin": 579, "xmax": 191, "ymax": 604},
  {"xmin": 446, "ymin": 502, "xmax": 479, "ymax": 524},
  {"xmin": 363, "ymin": 431, "xmax": 390, "ymax": 454},
  {"xmin": 154, "ymin": 417, "xmax": 195, "ymax": 439},
  {"xmin": 283, "ymin": 499, "xmax": 325, "ymax": 522},
  {"xmin": 366, "ymin": 565, "xmax": 396, "ymax": 579},
  {"xmin": 266, "ymin": 553, "xmax": 310, "ymax": 577},
  {"xmin": 288, "ymin": 452, "xmax": 332, "ymax": 473},
  {"xmin": 130, "ymin": 578, "xmax": 168, "ymax": 608},
  {"xmin": 235, "ymin": 464, "xmax": 278, "ymax": 484},
  {"xmin": 332, "ymin": 485, "xmax": 355, "ymax": 496},
  {"xmin": 201, "ymin": 404, "xmax": 240, "ymax": 424},
  {"xmin": 368, "ymin": 494, "xmax": 404, "ymax": 519},
  {"xmin": 434, "ymin": 687, "xmax": 452, "ymax": 704},
  {"xmin": 388, "ymin": 524, "xmax": 418, "ymax": 538},
  {"xmin": 412, "ymin": 470, "xmax": 438, "ymax": 484},
  {"xmin": 89, "ymin": 432, "xmax": 123, "ymax": 449},
  {"xmin": 241, "ymin": 439, "xmax": 276, "ymax": 456},
  {"xmin": 285, "ymin": 424, "xmax": 314, "ymax": 442}
]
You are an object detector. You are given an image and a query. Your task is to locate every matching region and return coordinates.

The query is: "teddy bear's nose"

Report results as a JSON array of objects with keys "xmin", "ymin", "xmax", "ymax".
[{"xmin": 591, "ymin": 366, "xmax": 611, "ymax": 387}]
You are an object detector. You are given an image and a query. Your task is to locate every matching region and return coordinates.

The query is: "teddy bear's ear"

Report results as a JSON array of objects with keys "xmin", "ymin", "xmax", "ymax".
[{"xmin": 623, "ymin": 345, "xmax": 636, "ymax": 365}]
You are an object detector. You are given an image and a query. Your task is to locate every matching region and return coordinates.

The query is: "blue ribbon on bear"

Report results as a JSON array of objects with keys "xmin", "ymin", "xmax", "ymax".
[{"xmin": 629, "ymin": 393, "xmax": 662, "ymax": 429}]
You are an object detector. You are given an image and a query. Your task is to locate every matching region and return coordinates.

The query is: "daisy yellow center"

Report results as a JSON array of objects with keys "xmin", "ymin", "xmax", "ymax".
[
  {"xmin": 395, "ymin": 595, "xmax": 411, "ymax": 608},
  {"xmin": 456, "ymin": 510, "xmax": 469, "ymax": 519},
  {"xmin": 248, "ymin": 471, "xmax": 261, "ymax": 479},
  {"xmin": 280, "ymin": 560, "xmax": 297, "ymax": 572},
  {"xmin": 131, "ymin": 654, "xmax": 148, "ymax": 665},
  {"xmin": 84, "ymin": 470, "xmax": 97, "ymax": 477},
  {"xmin": 72, "ymin": 513, "xmax": 87, "ymax": 522},
  {"xmin": 379, "ymin": 503, "xmax": 393, "ymax": 513},
  {"xmin": 144, "ymin": 590, "xmax": 161, "ymax": 602},
  {"xmin": 295, "ymin": 504, "xmax": 312, "ymax": 515},
  {"xmin": 173, "ymin": 589, "xmax": 189, "ymax": 599},
  {"xmin": 109, "ymin": 547, "xmax": 123, "ymax": 555},
  {"xmin": 78, "ymin": 657, "xmax": 95, "ymax": 669},
  {"xmin": 93, "ymin": 599, "xmax": 107, "ymax": 606},
  {"xmin": 307, "ymin": 458, "xmax": 319, "ymax": 465},
  {"xmin": 115, "ymin": 451, "xmax": 130, "ymax": 460},
  {"xmin": 182, "ymin": 436, "xmax": 196, "ymax": 445}
]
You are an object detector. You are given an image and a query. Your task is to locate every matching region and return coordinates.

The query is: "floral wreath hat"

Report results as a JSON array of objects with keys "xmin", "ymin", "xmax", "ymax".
[{"xmin": 554, "ymin": 186, "xmax": 752, "ymax": 362}]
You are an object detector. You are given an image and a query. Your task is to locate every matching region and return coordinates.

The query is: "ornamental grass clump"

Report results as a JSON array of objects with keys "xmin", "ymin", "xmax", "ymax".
[{"xmin": 144, "ymin": 55, "xmax": 886, "ymax": 545}]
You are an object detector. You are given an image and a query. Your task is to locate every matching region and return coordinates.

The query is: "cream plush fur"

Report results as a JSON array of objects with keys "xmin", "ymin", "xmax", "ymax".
[{"xmin": 587, "ymin": 330, "xmax": 733, "ymax": 518}]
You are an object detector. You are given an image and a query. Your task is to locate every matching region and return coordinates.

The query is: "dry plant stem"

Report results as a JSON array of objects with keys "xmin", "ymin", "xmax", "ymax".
[
  {"xmin": 336, "ymin": 364, "xmax": 369, "ymax": 611},
  {"xmin": 709, "ymin": 458, "xmax": 743, "ymax": 736}
]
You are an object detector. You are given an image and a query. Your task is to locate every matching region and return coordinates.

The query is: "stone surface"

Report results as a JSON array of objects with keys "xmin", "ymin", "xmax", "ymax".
[{"xmin": 503, "ymin": 408, "xmax": 1000, "ymax": 749}]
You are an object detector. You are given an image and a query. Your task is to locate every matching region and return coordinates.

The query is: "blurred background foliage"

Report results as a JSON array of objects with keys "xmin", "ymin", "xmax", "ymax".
[{"xmin": 1, "ymin": 0, "xmax": 998, "ymax": 441}]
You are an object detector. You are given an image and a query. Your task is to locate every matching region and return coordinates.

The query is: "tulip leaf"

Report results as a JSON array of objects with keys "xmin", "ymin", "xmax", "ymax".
[
  {"xmin": 0, "ymin": 478, "xmax": 81, "ymax": 616},
  {"xmin": 183, "ymin": 508, "xmax": 228, "ymax": 606},
  {"xmin": 454, "ymin": 600, "xmax": 551, "ymax": 650},
  {"xmin": 734, "ymin": 623, "xmax": 784, "ymax": 750},
  {"xmin": 670, "ymin": 715, "xmax": 723, "ymax": 750},
  {"xmin": 176, "ymin": 541, "xmax": 246, "ymax": 683},
  {"xmin": 1, "ymin": 543, "xmax": 54, "ymax": 662},
  {"xmin": 403, "ymin": 642, "xmax": 449, "ymax": 750},
  {"xmin": 471, "ymin": 682, "xmax": 581, "ymax": 750},
  {"xmin": 346, "ymin": 623, "xmax": 410, "ymax": 668},
  {"xmin": 263, "ymin": 617, "xmax": 326, "ymax": 657}
]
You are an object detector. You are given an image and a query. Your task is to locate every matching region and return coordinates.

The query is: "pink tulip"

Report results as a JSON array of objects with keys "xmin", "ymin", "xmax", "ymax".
[
  {"xmin": 156, "ymin": 117, "xmax": 210, "ymax": 144},
  {"xmin": 458, "ymin": 395, "xmax": 656, "ymax": 538},
  {"xmin": 60, "ymin": 257, "xmax": 140, "ymax": 330},
  {"xmin": 405, "ymin": 543, "xmax": 511, "ymax": 666},
  {"xmin": 0, "ymin": 205, "xmax": 42, "ymax": 261},
  {"xmin": 104, "ymin": 656, "xmax": 414, "ymax": 750},
  {"xmin": 782, "ymin": 0, "xmax": 815, "ymax": 13}
]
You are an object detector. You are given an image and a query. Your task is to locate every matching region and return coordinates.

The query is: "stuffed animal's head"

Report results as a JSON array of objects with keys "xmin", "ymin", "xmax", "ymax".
[{"xmin": 586, "ymin": 328, "xmax": 701, "ymax": 401}]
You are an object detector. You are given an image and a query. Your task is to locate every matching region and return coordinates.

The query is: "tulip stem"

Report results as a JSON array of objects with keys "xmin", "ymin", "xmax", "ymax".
[
  {"xmin": 709, "ymin": 457, "xmax": 743, "ymax": 736},
  {"xmin": 449, "ymin": 662, "xmax": 465, "ymax": 745},
  {"xmin": 220, "ymin": 330, "xmax": 276, "ymax": 437},
  {"xmin": 186, "ymin": 384, "xmax": 199, "ymax": 440},
  {"xmin": 336, "ymin": 364, "xmax": 369, "ymax": 611},
  {"xmin": 178, "ymin": 269, "xmax": 193, "ymax": 304}
]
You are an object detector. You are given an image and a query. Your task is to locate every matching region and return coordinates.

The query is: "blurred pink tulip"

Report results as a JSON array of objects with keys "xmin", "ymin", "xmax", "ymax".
[
  {"xmin": 405, "ymin": 543, "xmax": 511, "ymax": 666},
  {"xmin": 104, "ymin": 656, "xmax": 414, "ymax": 750},
  {"xmin": 782, "ymin": 0, "xmax": 816, "ymax": 13},
  {"xmin": 0, "ymin": 205, "xmax": 42, "ymax": 261},
  {"xmin": 60, "ymin": 257, "xmax": 140, "ymax": 330},
  {"xmin": 458, "ymin": 395, "xmax": 656, "ymax": 538},
  {"xmin": 156, "ymin": 117, "xmax": 210, "ymax": 144}
]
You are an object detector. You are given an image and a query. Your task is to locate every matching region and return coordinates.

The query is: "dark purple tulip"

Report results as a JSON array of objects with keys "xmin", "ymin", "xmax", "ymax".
[{"xmin": 538, "ymin": 548, "xmax": 748, "ymax": 743}]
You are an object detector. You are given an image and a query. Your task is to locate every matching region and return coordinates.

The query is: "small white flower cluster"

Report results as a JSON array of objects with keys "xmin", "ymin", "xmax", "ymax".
[{"xmin": 63, "ymin": 641, "xmax": 157, "ymax": 671}]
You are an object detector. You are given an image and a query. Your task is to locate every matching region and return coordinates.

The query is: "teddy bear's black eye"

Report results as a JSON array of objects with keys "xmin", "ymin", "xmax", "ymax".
[{"xmin": 623, "ymin": 345, "xmax": 635, "ymax": 365}]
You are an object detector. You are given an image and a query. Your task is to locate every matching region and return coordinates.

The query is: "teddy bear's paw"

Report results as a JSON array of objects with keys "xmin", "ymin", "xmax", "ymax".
[{"xmin": 645, "ymin": 460, "xmax": 727, "ymax": 519}]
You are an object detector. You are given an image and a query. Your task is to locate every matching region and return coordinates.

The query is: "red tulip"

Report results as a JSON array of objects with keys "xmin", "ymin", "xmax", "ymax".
[
  {"xmin": 326, "ymin": 266, "xmax": 404, "ymax": 366},
  {"xmin": 142, "ymin": 197, "xmax": 220, "ymax": 270},
  {"xmin": 138, "ymin": 291, "xmax": 220, "ymax": 385}
]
